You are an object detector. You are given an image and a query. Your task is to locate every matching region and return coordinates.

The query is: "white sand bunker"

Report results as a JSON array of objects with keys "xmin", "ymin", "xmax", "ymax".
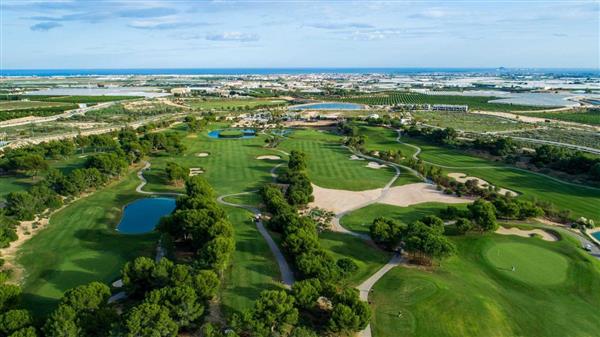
[
  {"xmin": 196, "ymin": 152, "xmax": 210, "ymax": 157},
  {"xmin": 310, "ymin": 183, "xmax": 468, "ymax": 214},
  {"xmin": 448, "ymin": 173, "xmax": 516, "ymax": 196},
  {"xmin": 189, "ymin": 168, "xmax": 204, "ymax": 176},
  {"xmin": 366, "ymin": 162, "xmax": 387, "ymax": 169},
  {"xmin": 349, "ymin": 155, "xmax": 365, "ymax": 161},
  {"xmin": 496, "ymin": 227, "xmax": 557, "ymax": 242},
  {"xmin": 257, "ymin": 155, "xmax": 281, "ymax": 160}
]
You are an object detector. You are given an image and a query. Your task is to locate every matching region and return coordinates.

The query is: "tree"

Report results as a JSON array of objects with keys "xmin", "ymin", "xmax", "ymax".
[
  {"xmin": 289, "ymin": 327, "xmax": 318, "ymax": 337},
  {"xmin": 165, "ymin": 162, "xmax": 188, "ymax": 186},
  {"xmin": 43, "ymin": 305, "xmax": 80, "ymax": 337},
  {"xmin": 8, "ymin": 327, "xmax": 37, "ymax": 337},
  {"xmin": 455, "ymin": 218, "xmax": 473, "ymax": 234},
  {"xmin": 4, "ymin": 192, "xmax": 35, "ymax": 220},
  {"xmin": 369, "ymin": 217, "xmax": 404, "ymax": 250},
  {"xmin": 60, "ymin": 282, "xmax": 110, "ymax": 312},
  {"xmin": 0, "ymin": 284, "xmax": 21, "ymax": 311},
  {"xmin": 288, "ymin": 150, "xmax": 307, "ymax": 172},
  {"xmin": 291, "ymin": 279, "xmax": 322, "ymax": 309},
  {"xmin": 144, "ymin": 286, "xmax": 204, "ymax": 329},
  {"xmin": 468, "ymin": 199, "xmax": 498, "ymax": 231},
  {"xmin": 0, "ymin": 310, "xmax": 33, "ymax": 336},
  {"xmin": 248, "ymin": 290, "xmax": 298, "ymax": 335},
  {"xmin": 123, "ymin": 303, "xmax": 178, "ymax": 337},
  {"xmin": 327, "ymin": 304, "xmax": 364, "ymax": 334}
]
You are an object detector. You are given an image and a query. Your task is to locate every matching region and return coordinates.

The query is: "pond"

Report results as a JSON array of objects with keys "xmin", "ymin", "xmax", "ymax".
[
  {"xmin": 592, "ymin": 231, "xmax": 600, "ymax": 241},
  {"xmin": 289, "ymin": 102, "xmax": 365, "ymax": 110},
  {"xmin": 116, "ymin": 197, "xmax": 176, "ymax": 234},
  {"xmin": 208, "ymin": 129, "xmax": 257, "ymax": 139}
]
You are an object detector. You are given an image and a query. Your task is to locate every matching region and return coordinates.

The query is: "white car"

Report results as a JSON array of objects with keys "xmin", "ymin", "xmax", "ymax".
[{"xmin": 584, "ymin": 244, "xmax": 593, "ymax": 252}]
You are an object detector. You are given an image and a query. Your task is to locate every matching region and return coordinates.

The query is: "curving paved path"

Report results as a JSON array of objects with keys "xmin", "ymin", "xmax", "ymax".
[
  {"xmin": 217, "ymin": 192, "xmax": 295, "ymax": 288},
  {"xmin": 136, "ymin": 161, "xmax": 184, "ymax": 196}
]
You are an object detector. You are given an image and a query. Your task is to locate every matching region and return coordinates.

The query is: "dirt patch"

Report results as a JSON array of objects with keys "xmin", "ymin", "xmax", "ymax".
[
  {"xmin": 189, "ymin": 168, "xmax": 204, "ymax": 176},
  {"xmin": 257, "ymin": 155, "xmax": 281, "ymax": 160},
  {"xmin": 196, "ymin": 152, "xmax": 210, "ymax": 157},
  {"xmin": 366, "ymin": 162, "xmax": 387, "ymax": 169},
  {"xmin": 448, "ymin": 172, "xmax": 516, "ymax": 196},
  {"xmin": 310, "ymin": 183, "xmax": 468, "ymax": 214},
  {"xmin": 380, "ymin": 183, "xmax": 469, "ymax": 207},
  {"xmin": 310, "ymin": 184, "xmax": 381, "ymax": 214},
  {"xmin": 496, "ymin": 226, "xmax": 558, "ymax": 242}
]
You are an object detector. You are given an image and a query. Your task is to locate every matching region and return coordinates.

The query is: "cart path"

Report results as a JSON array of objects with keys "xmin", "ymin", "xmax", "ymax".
[{"xmin": 217, "ymin": 192, "xmax": 295, "ymax": 288}]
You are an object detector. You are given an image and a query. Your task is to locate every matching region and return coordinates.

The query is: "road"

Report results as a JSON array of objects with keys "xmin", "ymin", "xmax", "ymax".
[{"xmin": 0, "ymin": 101, "xmax": 120, "ymax": 128}]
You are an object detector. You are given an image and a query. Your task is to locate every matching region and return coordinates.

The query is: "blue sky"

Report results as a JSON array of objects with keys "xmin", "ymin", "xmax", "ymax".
[{"xmin": 1, "ymin": 0, "xmax": 598, "ymax": 69}]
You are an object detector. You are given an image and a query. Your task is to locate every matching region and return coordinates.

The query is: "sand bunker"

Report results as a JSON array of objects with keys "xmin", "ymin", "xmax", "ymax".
[
  {"xmin": 496, "ymin": 226, "xmax": 557, "ymax": 242},
  {"xmin": 196, "ymin": 152, "xmax": 210, "ymax": 157},
  {"xmin": 310, "ymin": 183, "xmax": 468, "ymax": 215},
  {"xmin": 448, "ymin": 173, "xmax": 516, "ymax": 196},
  {"xmin": 349, "ymin": 155, "xmax": 365, "ymax": 161},
  {"xmin": 366, "ymin": 162, "xmax": 387, "ymax": 169},
  {"xmin": 189, "ymin": 168, "xmax": 204, "ymax": 176},
  {"xmin": 257, "ymin": 155, "xmax": 281, "ymax": 160}
]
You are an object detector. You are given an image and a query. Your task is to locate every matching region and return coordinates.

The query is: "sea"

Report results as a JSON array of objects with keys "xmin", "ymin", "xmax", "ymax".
[{"xmin": 1, "ymin": 68, "xmax": 599, "ymax": 77}]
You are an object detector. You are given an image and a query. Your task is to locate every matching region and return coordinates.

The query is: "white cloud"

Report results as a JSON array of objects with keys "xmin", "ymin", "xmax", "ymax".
[{"xmin": 206, "ymin": 31, "xmax": 259, "ymax": 42}]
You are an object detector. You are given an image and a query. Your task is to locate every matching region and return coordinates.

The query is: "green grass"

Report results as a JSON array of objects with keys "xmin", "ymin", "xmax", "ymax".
[
  {"xmin": 185, "ymin": 98, "xmax": 286, "ymax": 110},
  {"xmin": 221, "ymin": 206, "xmax": 280, "ymax": 317},
  {"xmin": 370, "ymin": 233, "xmax": 600, "ymax": 337},
  {"xmin": 518, "ymin": 110, "xmax": 600, "ymax": 126},
  {"xmin": 278, "ymin": 129, "xmax": 396, "ymax": 190},
  {"xmin": 0, "ymin": 100, "xmax": 71, "ymax": 111},
  {"xmin": 0, "ymin": 154, "xmax": 88, "ymax": 200},
  {"xmin": 319, "ymin": 231, "xmax": 391, "ymax": 286},
  {"xmin": 144, "ymin": 131, "xmax": 280, "ymax": 195},
  {"xmin": 483, "ymin": 242, "xmax": 568, "ymax": 285},
  {"xmin": 17, "ymin": 171, "xmax": 158, "ymax": 315},
  {"xmin": 341, "ymin": 203, "xmax": 469, "ymax": 235},
  {"xmin": 365, "ymin": 131, "xmax": 600, "ymax": 222}
]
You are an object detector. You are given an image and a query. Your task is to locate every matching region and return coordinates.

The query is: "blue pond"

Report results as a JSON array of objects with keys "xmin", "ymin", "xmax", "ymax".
[
  {"xmin": 208, "ymin": 129, "xmax": 257, "ymax": 139},
  {"xmin": 592, "ymin": 231, "xmax": 600, "ymax": 241},
  {"xmin": 290, "ymin": 102, "xmax": 365, "ymax": 110},
  {"xmin": 117, "ymin": 198, "xmax": 176, "ymax": 234}
]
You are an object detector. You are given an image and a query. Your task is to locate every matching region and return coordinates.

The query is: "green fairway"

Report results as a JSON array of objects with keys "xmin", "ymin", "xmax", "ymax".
[
  {"xmin": 17, "ymin": 171, "xmax": 158, "ymax": 315},
  {"xmin": 319, "ymin": 231, "xmax": 391, "ymax": 286},
  {"xmin": 370, "ymin": 233, "xmax": 600, "ymax": 337},
  {"xmin": 362, "ymin": 130, "xmax": 600, "ymax": 222},
  {"xmin": 221, "ymin": 206, "xmax": 280, "ymax": 317},
  {"xmin": 279, "ymin": 129, "xmax": 396, "ymax": 190},
  {"xmin": 484, "ymin": 242, "xmax": 568, "ymax": 285},
  {"xmin": 341, "ymin": 203, "xmax": 469, "ymax": 235},
  {"xmin": 144, "ymin": 131, "xmax": 280, "ymax": 195}
]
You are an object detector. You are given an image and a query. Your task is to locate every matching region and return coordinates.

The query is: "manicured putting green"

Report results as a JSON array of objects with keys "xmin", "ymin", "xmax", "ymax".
[{"xmin": 484, "ymin": 242, "xmax": 568, "ymax": 286}]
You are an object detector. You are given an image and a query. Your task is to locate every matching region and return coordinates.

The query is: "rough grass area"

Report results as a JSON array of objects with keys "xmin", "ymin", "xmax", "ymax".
[
  {"xmin": 411, "ymin": 110, "xmax": 533, "ymax": 132},
  {"xmin": 341, "ymin": 202, "xmax": 469, "ymax": 235},
  {"xmin": 17, "ymin": 171, "xmax": 157, "ymax": 316},
  {"xmin": 370, "ymin": 233, "xmax": 600, "ymax": 337},
  {"xmin": 319, "ymin": 231, "xmax": 391, "ymax": 286},
  {"xmin": 221, "ymin": 206, "xmax": 280, "ymax": 317}
]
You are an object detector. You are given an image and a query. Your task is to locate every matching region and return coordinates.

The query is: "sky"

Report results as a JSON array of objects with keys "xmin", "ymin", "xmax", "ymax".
[{"xmin": 1, "ymin": 0, "xmax": 599, "ymax": 69}]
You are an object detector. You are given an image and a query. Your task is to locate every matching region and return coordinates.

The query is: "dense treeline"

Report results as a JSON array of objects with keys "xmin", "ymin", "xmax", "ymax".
[
  {"xmin": 276, "ymin": 151, "xmax": 314, "ymax": 206},
  {"xmin": 370, "ymin": 215, "xmax": 455, "ymax": 265},
  {"xmin": 41, "ymin": 175, "xmax": 231, "ymax": 337},
  {"xmin": 405, "ymin": 125, "xmax": 600, "ymax": 181},
  {"xmin": 246, "ymin": 151, "xmax": 369, "ymax": 337},
  {"xmin": 0, "ymin": 128, "xmax": 186, "ymax": 256}
]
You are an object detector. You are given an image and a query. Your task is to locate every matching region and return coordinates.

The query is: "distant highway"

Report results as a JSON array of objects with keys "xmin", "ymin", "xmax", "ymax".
[{"xmin": 0, "ymin": 101, "xmax": 118, "ymax": 128}]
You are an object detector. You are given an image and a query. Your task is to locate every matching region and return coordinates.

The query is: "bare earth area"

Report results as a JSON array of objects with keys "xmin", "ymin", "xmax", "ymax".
[
  {"xmin": 448, "ymin": 172, "xmax": 516, "ymax": 196},
  {"xmin": 310, "ymin": 182, "xmax": 468, "ymax": 214},
  {"xmin": 496, "ymin": 226, "xmax": 558, "ymax": 242}
]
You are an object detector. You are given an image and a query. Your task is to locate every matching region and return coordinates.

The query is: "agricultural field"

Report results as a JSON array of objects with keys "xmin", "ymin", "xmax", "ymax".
[
  {"xmin": 0, "ymin": 100, "xmax": 72, "ymax": 111},
  {"xmin": 10, "ymin": 95, "xmax": 142, "ymax": 104},
  {"xmin": 517, "ymin": 110, "xmax": 600, "ymax": 126},
  {"xmin": 370, "ymin": 231, "xmax": 600, "ymax": 337},
  {"xmin": 509, "ymin": 128, "xmax": 600, "ymax": 149},
  {"xmin": 183, "ymin": 98, "xmax": 287, "ymax": 110},
  {"xmin": 334, "ymin": 92, "xmax": 551, "ymax": 112},
  {"xmin": 411, "ymin": 110, "xmax": 534, "ymax": 132}
]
